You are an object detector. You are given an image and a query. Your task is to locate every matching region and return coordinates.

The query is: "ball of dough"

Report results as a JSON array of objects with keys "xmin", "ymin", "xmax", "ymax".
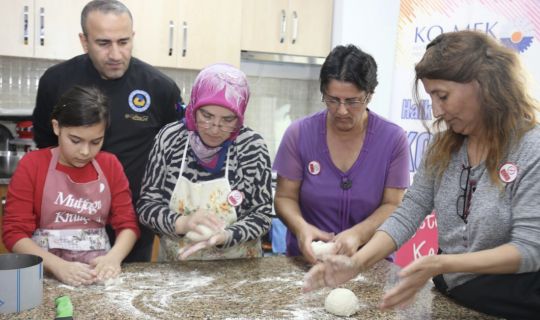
[
  {"xmin": 311, "ymin": 240, "xmax": 336, "ymax": 260},
  {"xmin": 325, "ymin": 288, "xmax": 360, "ymax": 317},
  {"xmin": 185, "ymin": 224, "xmax": 215, "ymax": 242}
]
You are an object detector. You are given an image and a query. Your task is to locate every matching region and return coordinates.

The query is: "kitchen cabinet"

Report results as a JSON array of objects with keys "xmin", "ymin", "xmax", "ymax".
[
  {"xmin": 128, "ymin": 0, "xmax": 242, "ymax": 70},
  {"xmin": 0, "ymin": 184, "xmax": 8, "ymax": 254},
  {"xmin": 0, "ymin": 0, "xmax": 87, "ymax": 60},
  {"xmin": 241, "ymin": 0, "xmax": 333, "ymax": 57}
]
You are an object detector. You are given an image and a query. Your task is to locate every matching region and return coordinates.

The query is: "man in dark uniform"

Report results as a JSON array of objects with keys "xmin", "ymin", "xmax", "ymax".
[{"xmin": 32, "ymin": 0, "xmax": 183, "ymax": 262}]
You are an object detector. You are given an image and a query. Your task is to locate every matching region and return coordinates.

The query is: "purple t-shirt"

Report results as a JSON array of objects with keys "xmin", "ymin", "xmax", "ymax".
[{"xmin": 273, "ymin": 110, "xmax": 410, "ymax": 256}]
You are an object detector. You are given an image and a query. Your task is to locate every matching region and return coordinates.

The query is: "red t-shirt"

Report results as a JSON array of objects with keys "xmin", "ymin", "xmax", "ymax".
[{"xmin": 2, "ymin": 148, "xmax": 140, "ymax": 251}]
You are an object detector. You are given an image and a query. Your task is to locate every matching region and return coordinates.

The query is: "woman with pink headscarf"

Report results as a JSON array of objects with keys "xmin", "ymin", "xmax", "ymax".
[{"xmin": 137, "ymin": 64, "xmax": 272, "ymax": 260}]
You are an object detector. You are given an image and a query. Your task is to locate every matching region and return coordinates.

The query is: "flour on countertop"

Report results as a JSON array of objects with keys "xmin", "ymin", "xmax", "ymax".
[
  {"xmin": 103, "ymin": 269, "xmax": 215, "ymax": 317},
  {"xmin": 43, "ymin": 265, "xmax": 372, "ymax": 319}
]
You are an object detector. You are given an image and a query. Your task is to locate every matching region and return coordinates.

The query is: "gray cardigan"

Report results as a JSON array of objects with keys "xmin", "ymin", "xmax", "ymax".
[{"xmin": 379, "ymin": 125, "xmax": 540, "ymax": 289}]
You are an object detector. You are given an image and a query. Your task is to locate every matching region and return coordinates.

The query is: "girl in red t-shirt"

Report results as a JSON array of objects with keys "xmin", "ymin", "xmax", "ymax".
[{"xmin": 2, "ymin": 86, "xmax": 139, "ymax": 286}]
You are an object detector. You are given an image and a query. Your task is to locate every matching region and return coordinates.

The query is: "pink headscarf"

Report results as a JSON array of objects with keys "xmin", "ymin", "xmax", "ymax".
[{"xmin": 185, "ymin": 63, "xmax": 250, "ymax": 141}]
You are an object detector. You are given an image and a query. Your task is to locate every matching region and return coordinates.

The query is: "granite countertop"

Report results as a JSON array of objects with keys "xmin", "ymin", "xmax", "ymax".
[{"xmin": 1, "ymin": 256, "xmax": 499, "ymax": 320}]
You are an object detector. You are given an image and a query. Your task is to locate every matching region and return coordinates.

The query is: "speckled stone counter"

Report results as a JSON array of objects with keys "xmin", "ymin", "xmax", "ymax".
[{"xmin": 1, "ymin": 256, "xmax": 499, "ymax": 319}]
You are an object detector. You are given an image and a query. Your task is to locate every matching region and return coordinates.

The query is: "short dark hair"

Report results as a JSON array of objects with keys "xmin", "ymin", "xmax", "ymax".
[
  {"xmin": 81, "ymin": 0, "xmax": 132, "ymax": 35},
  {"xmin": 51, "ymin": 86, "xmax": 110, "ymax": 128},
  {"xmin": 319, "ymin": 45, "xmax": 378, "ymax": 95}
]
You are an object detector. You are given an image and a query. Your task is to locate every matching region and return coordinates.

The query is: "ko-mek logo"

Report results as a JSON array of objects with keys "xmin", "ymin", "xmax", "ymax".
[
  {"xmin": 414, "ymin": 21, "xmax": 533, "ymax": 54},
  {"xmin": 414, "ymin": 21, "xmax": 498, "ymax": 43},
  {"xmin": 500, "ymin": 31, "xmax": 534, "ymax": 53}
]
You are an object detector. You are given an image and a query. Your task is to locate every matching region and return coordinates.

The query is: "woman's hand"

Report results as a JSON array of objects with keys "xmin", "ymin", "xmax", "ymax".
[
  {"xmin": 297, "ymin": 223, "xmax": 336, "ymax": 264},
  {"xmin": 51, "ymin": 259, "xmax": 96, "ymax": 286},
  {"xmin": 177, "ymin": 230, "xmax": 228, "ymax": 260},
  {"xmin": 90, "ymin": 254, "xmax": 122, "ymax": 282},
  {"xmin": 303, "ymin": 255, "xmax": 362, "ymax": 292},
  {"xmin": 380, "ymin": 255, "xmax": 442, "ymax": 309},
  {"xmin": 175, "ymin": 209, "xmax": 224, "ymax": 235},
  {"xmin": 334, "ymin": 227, "xmax": 365, "ymax": 256}
]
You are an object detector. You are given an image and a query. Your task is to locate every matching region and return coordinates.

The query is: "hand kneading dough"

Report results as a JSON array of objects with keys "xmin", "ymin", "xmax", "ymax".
[
  {"xmin": 185, "ymin": 224, "xmax": 215, "ymax": 242},
  {"xmin": 325, "ymin": 288, "xmax": 360, "ymax": 317},
  {"xmin": 311, "ymin": 241, "xmax": 336, "ymax": 260}
]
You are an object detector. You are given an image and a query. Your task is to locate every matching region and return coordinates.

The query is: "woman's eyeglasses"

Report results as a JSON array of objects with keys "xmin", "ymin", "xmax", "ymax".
[
  {"xmin": 196, "ymin": 119, "xmax": 238, "ymax": 133},
  {"xmin": 321, "ymin": 94, "xmax": 370, "ymax": 109},
  {"xmin": 196, "ymin": 110, "xmax": 238, "ymax": 133},
  {"xmin": 456, "ymin": 165, "xmax": 477, "ymax": 223}
]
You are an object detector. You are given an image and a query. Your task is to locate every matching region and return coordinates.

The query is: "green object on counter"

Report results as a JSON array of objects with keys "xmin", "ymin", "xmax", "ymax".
[{"xmin": 55, "ymin": 295, "xmax": 73, "ymax": 320}]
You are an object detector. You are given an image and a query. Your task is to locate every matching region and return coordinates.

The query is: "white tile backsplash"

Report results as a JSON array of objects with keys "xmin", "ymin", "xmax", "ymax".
[{"xmin": 0, "ymin": 55, "xmax": 322, "ymax": 160}]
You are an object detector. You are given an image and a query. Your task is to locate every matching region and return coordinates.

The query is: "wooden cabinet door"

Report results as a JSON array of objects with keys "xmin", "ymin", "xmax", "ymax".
[
  {"xmin": 32, "ymin": 0, "xmax": 87, "ymax": 60},
  {"xmin": 241, "ymin": 0, "xmax": 333, "ymax": 57},
  {"xmin": 34, "ymin": 0, "xmax": 88, "ymax": 60},
  {"xmin": 241, "ymin": 0, "xmax": 289, "ymax": 54},
  {"xmin": 130, "ymin": 0, "xmax": 241, "ymax": 70},
  {"xmin": 178, "ymin": 0, "xmax": 242, "ymax": 69},
  {"xmin": 0, "ymin": 0, "xmax": 35, "ymax": 58},
  {"xmin": 286, "ymin": 0, "xmax": 333, "ymax": 57},
  {"xmin": 0, "ymin": 0, "xmax": 86, "ymax": 60},
  {"xmin": 128, "ymin": 0, "xmax": 181, "ymax": 68}
]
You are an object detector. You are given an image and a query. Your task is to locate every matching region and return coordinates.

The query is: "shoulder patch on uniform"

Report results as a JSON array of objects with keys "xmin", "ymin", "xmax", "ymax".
[{"xmin": 128, "ymin": 90, "xmax": 151, "ymax": 112}]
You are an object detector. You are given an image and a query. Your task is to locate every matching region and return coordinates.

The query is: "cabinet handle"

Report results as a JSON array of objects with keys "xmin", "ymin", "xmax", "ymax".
[
  {"xmin": 39, "ymin": 7, "xmax": 45, "ymax": 46},
  {"xmin": 291, "ymin": 11, "xmax": 298, "ymax": 45},
  {"xmin": 182, "ymin": 21, "xmax": 188, "ymax": 57},
  {"xmin": 23, "ymin": 6, "xmax": 29, "ymax": 45},
  {"xmin": 280, "ymin": 10, "xmax": 286, "ymax": 44},
  {"xmin": 168, "ymin": 20, "xmax": 174, "ymax": 56}
]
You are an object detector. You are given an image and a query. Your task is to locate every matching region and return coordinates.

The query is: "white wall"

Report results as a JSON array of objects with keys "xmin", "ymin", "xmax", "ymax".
[{"xmin": 332, "ymin": 0, "xmax": 401, "ymax": 118}]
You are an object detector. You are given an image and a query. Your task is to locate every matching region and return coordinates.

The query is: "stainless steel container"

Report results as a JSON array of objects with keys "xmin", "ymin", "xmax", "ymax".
[
  {"xmin": 0, "ymin": 254, "xmax": 43, "ymax": 314},
  {"xmin": 0, "ymin": 151, "xmax": 24, "ymax": 178}
]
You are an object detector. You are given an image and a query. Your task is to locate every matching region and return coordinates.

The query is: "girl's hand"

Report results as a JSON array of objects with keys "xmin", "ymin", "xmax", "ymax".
[
  {"xmin": 51, "ymin": 260, "xmax": 96, "ymax": 286},
  {"xmin": 380, "ymin": 255, "xmax": 442, "ymax": 309},
  {"xmin": 303, "ymin": 254, "xmax": 361, "ymax": 292},
  {"xmin": 177, "ymin": 230, "xmax": 228, "ymax": 260},
  {"xmin": 297, "ymin": 224, "xmax": 336, "ymax": 264},
  {"xmin": 89, "ymin": 254, "xmax": 122, "ymax": 282}
]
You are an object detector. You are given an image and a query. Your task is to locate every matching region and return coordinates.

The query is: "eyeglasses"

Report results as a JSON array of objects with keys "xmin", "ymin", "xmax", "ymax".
[
  {"xmin": 321, "ymin": 94, "xmax": 370, "ymax": 109},
  {"xmin": 196, "ymin": 119, "xmax": 238, "ymax": 133},
  {"xmin": 196, "ymin": 110, "xmax": 238, "ymax": 133},
  {"xmin": 456, "ymin": 165, "xmax": 477, "ymax": 223}
]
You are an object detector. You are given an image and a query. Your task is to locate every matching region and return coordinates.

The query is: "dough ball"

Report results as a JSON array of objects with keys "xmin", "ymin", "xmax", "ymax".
[
  {"xmin": 311, "ymin": 240, "xmax": 336, "ymax": 260},
  {"xmin": 325, "ymin": 288, "xmax": 360, "ymax": 317},
  {"xmin": 185, "ymin": 224, "xmax": 215, "ymax": 242}
]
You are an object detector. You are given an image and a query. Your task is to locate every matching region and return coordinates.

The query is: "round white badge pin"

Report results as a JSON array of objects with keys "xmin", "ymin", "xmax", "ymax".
[
  {"xmin": 227, "ymin": 190, "xmax": 244, "ymax": 207},
  {"xmin": 498, "ymin": 162, "xmax": 518, "ymax": 183},
  {"xmin": 308, "ymin": 161, "xmax": 321, "ymax": 175}
]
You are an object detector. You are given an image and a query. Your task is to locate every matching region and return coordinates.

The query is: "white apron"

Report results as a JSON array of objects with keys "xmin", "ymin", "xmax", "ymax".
[{"xmin": 160, "ymin": 133, "xmax": 262, "ymax": 260}]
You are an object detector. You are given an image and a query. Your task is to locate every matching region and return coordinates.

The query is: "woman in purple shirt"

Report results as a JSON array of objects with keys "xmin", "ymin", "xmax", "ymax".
[{"xmin": 273, "ymin": 45, "xmax": 410, "ymax": 263}]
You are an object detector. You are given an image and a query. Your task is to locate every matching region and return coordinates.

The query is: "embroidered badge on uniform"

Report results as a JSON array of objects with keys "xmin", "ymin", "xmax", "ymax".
[{"xmin": 128, "ymin": 90, "xmax": 151, "ymax": 112}]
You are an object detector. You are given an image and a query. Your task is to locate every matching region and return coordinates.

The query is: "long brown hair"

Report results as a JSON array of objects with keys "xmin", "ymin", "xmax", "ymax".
[{"xmin": 414, "ymin": 30, "xmax": 538, "ymax": 183}]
